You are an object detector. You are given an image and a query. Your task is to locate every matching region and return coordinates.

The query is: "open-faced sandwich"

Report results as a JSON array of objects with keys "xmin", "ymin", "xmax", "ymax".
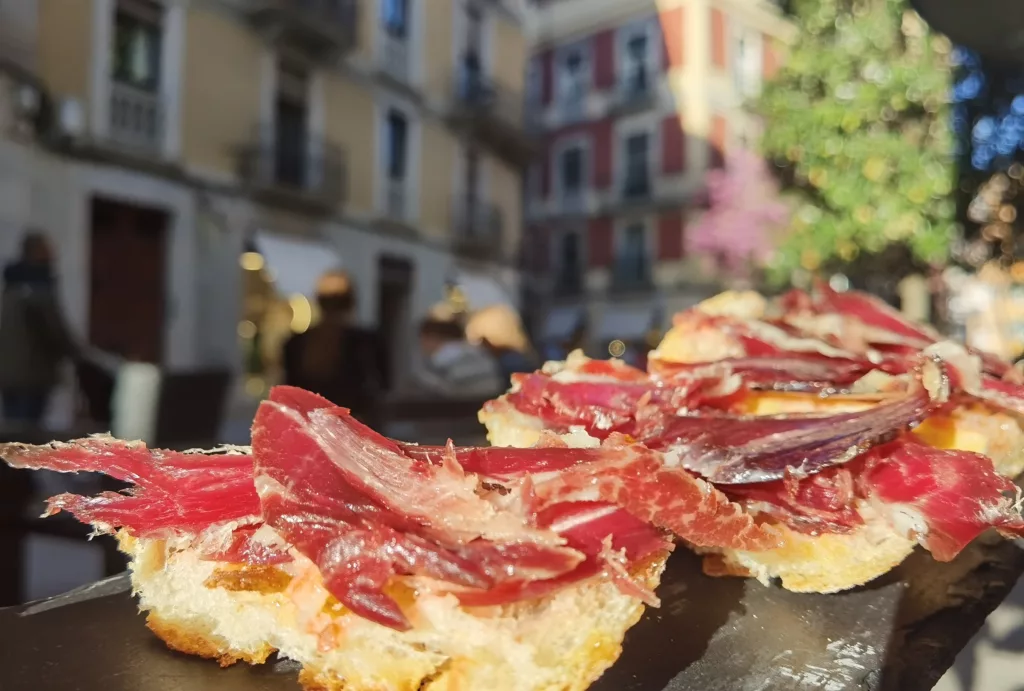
[
  {"xmin": 3, "ymin": 284, "xmax": 1024, "ymax": 691},
  {"xmin": 481, "ymin": 282, "xmax": 1024, "ymax": 594},
  {"xmin": 1, "ymin": 386, "xmax": 778, "ymax": 691}
]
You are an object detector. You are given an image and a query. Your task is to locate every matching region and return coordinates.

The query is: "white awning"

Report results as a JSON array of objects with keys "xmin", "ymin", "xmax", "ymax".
[
  {"xmin": 596, "ymin": 305, "xmax": 657, "ymax": 342},
  {"xmin": 453, "ymin": 271, "xmax": 515, "ymax": 312},
  {"xmin": 542, "ymin": 306, "xmax": 583, "ymax": 341},
  {"xmin": 254, "ymin": 231, "xmax": 343, "ymax": 298}
]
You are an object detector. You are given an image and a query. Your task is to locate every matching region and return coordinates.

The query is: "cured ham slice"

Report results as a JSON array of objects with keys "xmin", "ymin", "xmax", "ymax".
[
  {"xmin": 726, "ymin": 467, "xmax": 863, "ymax": 535},
  {"xmin": 523, "ymin": 435, "xmax": 782, "ymax": 552},
  {"xmin": 0, "ymin": 437, "xmax": 260, "ymax": 535},
  {"xmin": 783, "ymin": 282, "xmax": 1019, "ymax": 382},
  {"xmin": 502, "ymin": 367, "xmax": 742, "ymax": 439},
  {"xmin": 454, "ymin": 502, "xmax": 672, "ymax": 608},
  {"xmin": 638, "ymin": 356, "xmax": 947, "ymax": 484},
  {"xmin": 402, "ymin": 435, "xmax": 779, "ymax": 551},
  {"xmin": 252, "ymin": 388, "xmax": 590, "ymax": 629},
  {"xmin": 652, "ymin": 354, "xmax": 883, "ymax": 393},
  {"xmin": 858, "ymin": 437, "xmax": 1024, "ymax": 561}
]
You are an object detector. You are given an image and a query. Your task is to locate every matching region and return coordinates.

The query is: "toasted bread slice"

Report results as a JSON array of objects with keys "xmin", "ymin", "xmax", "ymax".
[{"xmin": 120, "ymin": 534, "xmax": 666, "ymax": 691}]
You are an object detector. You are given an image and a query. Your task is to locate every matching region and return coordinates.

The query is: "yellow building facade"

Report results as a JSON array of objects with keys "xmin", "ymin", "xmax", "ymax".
[{"xmin": 0, "ymin": 0, "xmax": 533, "ymax": 396}]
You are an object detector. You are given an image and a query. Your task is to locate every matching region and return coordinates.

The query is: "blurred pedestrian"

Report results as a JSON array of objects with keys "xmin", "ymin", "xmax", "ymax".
[
  {"xmin": 0, "ymin": 231, "xmax": 79, "ymax": 425},
  {"xmin": 415, "ymin": 316, "xmax": 502, "ymax": 398},
  {"xmin": 282, "ymin": 270, "xmax": 388, "ymax": 426},
  {"xmin": 465, "ymin": 304, "xmax": 537, "ymax": 382}
]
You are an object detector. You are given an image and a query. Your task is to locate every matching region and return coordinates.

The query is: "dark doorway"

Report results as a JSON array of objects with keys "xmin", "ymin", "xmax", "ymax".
[
  {"xmin": 88, "ymin": 197, "xmax": 169, "ymax": 364},
  {"xmin": 377, "ymin": 256, "xmax": 413, "ymax": 391}
]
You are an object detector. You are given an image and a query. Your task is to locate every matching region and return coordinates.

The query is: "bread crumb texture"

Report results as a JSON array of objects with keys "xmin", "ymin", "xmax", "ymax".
[{"xmin": 122, "ymin": 535, "xmax": 667, "ymax": 691}]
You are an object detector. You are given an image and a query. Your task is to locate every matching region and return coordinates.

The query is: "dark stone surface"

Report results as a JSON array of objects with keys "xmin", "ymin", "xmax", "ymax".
[{"xmin": 1, "ymin": 537, "xmax": 1022, "ymax": 691}]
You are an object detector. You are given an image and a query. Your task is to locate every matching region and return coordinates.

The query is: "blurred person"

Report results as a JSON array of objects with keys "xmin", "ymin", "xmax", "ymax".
[
  {"xmin": 0, "ymin": 231, "xmax": 79, "ymax": 425},
  {"xmin": 465, "ymin": 304, "xmax": 537, "ymax": 382},
  {"xmin": 282, "ymin": 271, "xmax": 388, "ymax": 426},
  {"xmin": 415, "ymin": 316, "xmax": 502, "ymax": 398}
]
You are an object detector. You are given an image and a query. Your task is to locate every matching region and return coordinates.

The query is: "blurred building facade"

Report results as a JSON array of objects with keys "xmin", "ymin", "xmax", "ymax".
[
  {"xmin": 0, "ymin": 0, "xmax": 531, "ymax": 395},
  {"xmin": 521, "ymin": 0, "xmax": 791, "ymax": 358}
]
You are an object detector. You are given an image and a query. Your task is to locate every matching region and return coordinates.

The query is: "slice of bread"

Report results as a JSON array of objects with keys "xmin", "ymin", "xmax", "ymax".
[{"xmin": 120, "ymin": 533, "xmax": 667, "ymax": 691}]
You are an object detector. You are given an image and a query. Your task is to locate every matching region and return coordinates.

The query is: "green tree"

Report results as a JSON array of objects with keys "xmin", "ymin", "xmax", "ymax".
[{"xmin": 758, "ymin": 0, "xmax": 956, "ymax": 285}]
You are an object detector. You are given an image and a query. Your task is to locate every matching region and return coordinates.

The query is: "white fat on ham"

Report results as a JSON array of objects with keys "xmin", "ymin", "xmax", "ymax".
[{"xmin": 301, "ymin": 407, "xmax": 562, "ymax": 546}]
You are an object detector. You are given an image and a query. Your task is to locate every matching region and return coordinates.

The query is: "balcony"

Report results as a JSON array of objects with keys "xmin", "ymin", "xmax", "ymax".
[
  {"xmin": 380, "ymin": 33, "xmax": 412, "ymax": 85},
  {"xmin": 610, "ymin": 77, "xmax": 656, "ymax": 116},
  {"xmin": 237, "ymin": 128, "xmax": 346, "ymax": 212},
  {"xmin": 611, "ymin": 259, "xmax": 654, "ymax": 294},
  {"xmin": 622, "ymin": 173, "xmax": 652, "ymax": 202},
  {"xmin": 449, "ymin": 65, "xmax": 537, "ymax": 167},
  {"xmin": 248, "ymin": 0, "xmax": 357, "ymax": 61},
  {"xmin": 108, "ymin": 82, "xmax": 163, "ymax": 152},
  {"xmin": 451, "ymin": 197, "xmax": 505, "ymax": 261}
]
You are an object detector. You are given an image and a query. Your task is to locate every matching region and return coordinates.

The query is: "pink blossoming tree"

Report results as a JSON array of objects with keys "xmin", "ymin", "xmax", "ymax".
[{"xmin": 687, "ymin": 148, "xmax": 791, "ymax": 280}]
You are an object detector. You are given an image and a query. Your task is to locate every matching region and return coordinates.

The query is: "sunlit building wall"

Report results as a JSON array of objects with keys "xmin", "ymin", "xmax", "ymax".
[{"xmin": 0, "ymin": 0, "xmax": 532, "ymax": 395}]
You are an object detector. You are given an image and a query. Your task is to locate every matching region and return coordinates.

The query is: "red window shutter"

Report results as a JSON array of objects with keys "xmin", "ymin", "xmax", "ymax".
[
  {"xmin": 763, "ymin": 36, "xmax": 779, "ymax": 79},
  {"xmin": 540, "ymin": 49, "xmax": 554, "ymax": 106},
  {"xmin": 659, "ymin": 7, "xmax": 684, "ymax": 70},
  {"xmin": 709, "ymin": 115, "xmax": 727, "ymax": 168},
  {"xmin": 661, "ymin": 115, "xmax": 685, "ymax": 174},
  {"xmin": 657, "ymin": 211, "xmax": 685, "ymax": 260},
  {"xmin": 592, "ymin": 119, "xmax": 613, "ymax": 190},
  {"xmin": 711, "ymin": 9, "xmax": 726, "ymax": 69},
  {"xmin": 588, "ymin": 216, "xmax": 613, "ymax": 268},
  {"xmin": 594, "ymin": 30, "xmax": 615, "ymax": 90}
]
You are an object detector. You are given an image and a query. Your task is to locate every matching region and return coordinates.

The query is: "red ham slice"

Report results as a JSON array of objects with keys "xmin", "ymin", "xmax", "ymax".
[
  {"xmin": 523, "ymin": 435, "xmax": 782, "ymax": 552},
  {"xmin": 636, "ymin": 355, "xmax": 946, "ymax": 484},
  {"xmin": 858, "ymin": 437, "xmax": 1024, "ymax": 561},
  {"xmin": 0, "ymin": 437, "xmax": 260, "ymax": 535},
  {"xmin": 453, "ymin": 501, "xmax": 672, "ymax": 608},
  {"xmin": 726, "ymin": 467, "xmax": 864, "ymax": 535},
  {"xmin": 252, "ymin": 388, "xmax": 587, "ymax": 629},
  {"xmin": 493, "ymin": 355, "xmax": 742, "ymax": 441}
]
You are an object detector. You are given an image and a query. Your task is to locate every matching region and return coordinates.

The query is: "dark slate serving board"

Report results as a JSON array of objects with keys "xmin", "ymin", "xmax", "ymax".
[{"xmin": 1, "ymin": 539, "xmax": 1021, "ymax": 691}]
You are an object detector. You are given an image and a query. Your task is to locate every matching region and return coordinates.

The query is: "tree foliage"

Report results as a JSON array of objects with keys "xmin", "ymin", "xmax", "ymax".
[{"xmin": 758, "ymin": 0, "xmax": 957, "ymax": 284}]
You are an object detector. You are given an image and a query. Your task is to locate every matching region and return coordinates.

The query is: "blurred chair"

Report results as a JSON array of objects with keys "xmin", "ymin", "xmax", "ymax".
[{"xmin": 152, "ymin": 370, "xmax": 232, "ymax": 449}]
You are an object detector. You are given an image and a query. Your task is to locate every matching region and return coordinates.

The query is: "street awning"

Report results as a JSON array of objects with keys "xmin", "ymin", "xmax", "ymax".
[
  {"xmin": 253, "ymin": 231, "xmax": 343, "ymax": 298},
  {"xmin": 452, "ymin": 270, "xmax": 516, "ymax": 312},
  {"xmin": 596, "ymin": 304, "xmax": 658, "ymax": 342},
  {"xmin": 542, "ymin": 306, "xmax": 583, "ymax": 341}
]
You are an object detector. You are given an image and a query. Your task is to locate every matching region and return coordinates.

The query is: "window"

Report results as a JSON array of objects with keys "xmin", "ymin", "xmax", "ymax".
[
  {"xmin": 733, "ymin": 31, "xmax": 763, "ymax": 98},
  {"xmin": 558, "ymin": 48, "xmax": 587, "ymax": 109},
  {"xmin": 623, "ymin": 133, "xmax": 650, "ymax": 198},
  {"xmin": 560, "ymin": 146, "xmax": 584, "ymax": 196},
  {"xmin": 557, "ymin": 233, "xmax": 583, "ymax": 294},
  {"xmin": 617, "ymin": 224, "xmax": 649, "ymax": 285},
  {"xmin": 381, "ymin": 0, "xmax": 409, "ymax": 39},
  {"xmin": 385, "ymin": 109, "xmax": 409, "ymax": 180},
  {"xmin": 623, "ymin": 33, "xmax": 649, "ymax": 95},
  {"xmin": 274, "ymin": 60, "xmax": 309, "ymax": 188},
  {"xmin": 112, "ymin": 0, "xmax": 163, "ymax": 92}
]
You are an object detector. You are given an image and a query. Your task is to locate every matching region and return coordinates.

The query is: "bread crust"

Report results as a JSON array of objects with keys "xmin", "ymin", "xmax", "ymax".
[
  {"xmin": 146, "ymin": 611, "xmax": 277, "ymax": 667},
  {"xmin": 125, "ymin": 534, "xmax": 667, "ymax": 691}
]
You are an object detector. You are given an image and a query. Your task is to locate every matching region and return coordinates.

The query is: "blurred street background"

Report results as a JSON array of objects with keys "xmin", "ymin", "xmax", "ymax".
[{"xmin": 1, "ymin": 0, "xmax": 1024, "ymax": 688}]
